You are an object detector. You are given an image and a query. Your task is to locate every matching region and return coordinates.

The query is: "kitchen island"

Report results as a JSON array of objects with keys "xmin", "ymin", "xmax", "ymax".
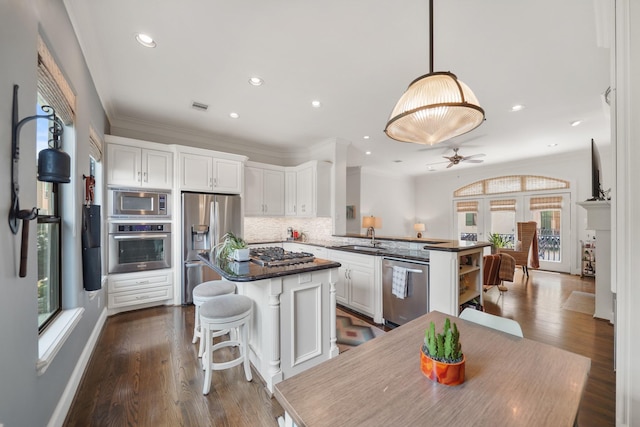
[{"xmin": 198, "ymin": 252, "xmax": 341, "ymax": 394}]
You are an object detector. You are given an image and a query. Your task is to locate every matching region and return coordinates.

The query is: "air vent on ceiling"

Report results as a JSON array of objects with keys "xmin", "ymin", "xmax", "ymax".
[
  {"xmin": 191, "ymin": 101, "xmax": 209, "ymax": 112},
  {"xmin": 393, "ymin": 160, "xmax": 403, "ymax": 163}
]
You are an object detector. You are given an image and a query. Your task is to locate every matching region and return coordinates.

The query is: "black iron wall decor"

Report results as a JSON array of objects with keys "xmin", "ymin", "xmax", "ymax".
[{"xmin": 9, "ymin": 84, "xmax": 71, "ymax": 277}]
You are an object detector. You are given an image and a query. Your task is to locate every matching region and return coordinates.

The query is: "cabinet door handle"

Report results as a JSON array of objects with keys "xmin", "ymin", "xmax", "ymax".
[
  {"xmin": 143, "ymin": 171, "xmax": 148, "ymax": 182},
  {"xmin": 209, "ymin": 177, "xmax": 213, "ymax": 187},
  {"xmin": 137, "ymin": 171, "xmax": 141, "ymax": 182},
  {"xmin": 135, "ymin": 280, "xmax": 150, "ymax": 284}
]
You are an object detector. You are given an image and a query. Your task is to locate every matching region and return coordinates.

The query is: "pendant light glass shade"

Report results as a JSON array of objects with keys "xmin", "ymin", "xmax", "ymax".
[{"xmin": 384, "ymin": 71, "xmax": 485, "ymax": 145}]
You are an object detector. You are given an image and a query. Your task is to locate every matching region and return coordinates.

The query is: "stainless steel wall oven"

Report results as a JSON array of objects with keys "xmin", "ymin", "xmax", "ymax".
[{"xmin": 108, "ymin": 222, "xmax": 171, "ymax": 273}]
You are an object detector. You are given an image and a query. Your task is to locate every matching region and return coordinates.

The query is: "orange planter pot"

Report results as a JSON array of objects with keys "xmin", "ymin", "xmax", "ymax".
[{"xmin": 420, "ymin": 350, "xmax": 465, "ymax": 386}]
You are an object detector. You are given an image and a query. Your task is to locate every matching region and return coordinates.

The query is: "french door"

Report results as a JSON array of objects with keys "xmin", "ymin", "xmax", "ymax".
[{"xmin": 454, "ymin": 192, "xmax": 571, "ymax": 273}]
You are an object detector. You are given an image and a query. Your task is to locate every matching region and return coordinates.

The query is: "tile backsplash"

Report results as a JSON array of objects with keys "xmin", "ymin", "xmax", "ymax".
[{"xmin": 243, "ymin": 217, "xmax": 333, "ymax": 243}]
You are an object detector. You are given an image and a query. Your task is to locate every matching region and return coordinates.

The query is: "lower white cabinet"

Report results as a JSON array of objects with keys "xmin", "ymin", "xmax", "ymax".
[
  {"xmin": 327, "ymin": 250, "xmax": 380, "ymax": 320},
  {"xmin": 107, "ymin": 269, "xmax": 173, "ymax": 313}
]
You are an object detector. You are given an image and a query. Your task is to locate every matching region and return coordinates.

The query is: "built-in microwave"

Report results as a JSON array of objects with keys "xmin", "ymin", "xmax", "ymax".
[{"xmin": 110, "ymin": 189, "xmax": 170, "ymax": 217}]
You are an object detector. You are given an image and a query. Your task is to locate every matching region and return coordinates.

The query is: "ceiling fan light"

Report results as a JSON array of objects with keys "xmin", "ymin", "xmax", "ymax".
[{"xmin": 384, "ymin": 72, "xmax": 485, "ymax": 145}]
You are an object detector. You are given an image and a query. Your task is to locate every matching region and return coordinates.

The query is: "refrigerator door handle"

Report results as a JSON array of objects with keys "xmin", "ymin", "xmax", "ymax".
[
  {"xmin": 211, "ymin": 200, "xmax": 219, "ymax": 250},
  {"xmin": 185, "ymin": 261, "xmax": 204, "ymax": 268}
]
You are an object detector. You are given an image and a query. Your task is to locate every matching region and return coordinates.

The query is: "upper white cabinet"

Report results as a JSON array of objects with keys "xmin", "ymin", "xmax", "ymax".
[
  {"xmin": 106, "ymin": 137, "xmax": 173, "ymax": 189},
  {"xmin": 178, "ymin": 151, "xmax": 244, "ymax": 194},
  {"xmin": 245, "ymin": 162, "xmax": 285, "ymax": 216},
  {"xmin": 285, "ymin": 160, "xmax": 331, "ymax": 217}
]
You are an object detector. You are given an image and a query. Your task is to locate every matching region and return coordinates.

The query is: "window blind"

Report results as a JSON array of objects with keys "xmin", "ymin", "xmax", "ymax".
[
  {"xmin": 529, "ymin": 196, "xmax": 563, "ymax": 210},
  {"xmin": 37, "ymin": 36, "xmax": 75, "ymax": 125}
]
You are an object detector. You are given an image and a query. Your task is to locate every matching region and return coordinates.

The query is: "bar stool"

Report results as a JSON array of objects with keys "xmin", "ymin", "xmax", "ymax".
[
  {"xmin": 200, "ymin": 294, "xmax": 253, "ymax": 395},
  {"xmin": 192, "ymin": 280, "xmax": 236, "ymax": 357}
]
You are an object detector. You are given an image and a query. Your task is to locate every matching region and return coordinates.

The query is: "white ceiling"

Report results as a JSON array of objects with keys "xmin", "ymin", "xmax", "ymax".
[{"xmin": 63, "ymin": 0, "xmax": 611, "ymax": 176}]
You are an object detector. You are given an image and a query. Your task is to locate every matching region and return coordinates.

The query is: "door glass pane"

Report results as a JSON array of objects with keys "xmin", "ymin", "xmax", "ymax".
[
  {"xmin": 457, "ymin": 212, "xmax": 478, "ymax": 241},
  {"xmin": 532, "ymin": 209, "xmax": 561, "ymax": 262},
  {"xmin": 490, "ymin": 210, "xmax": 516, "ymax": 248}
]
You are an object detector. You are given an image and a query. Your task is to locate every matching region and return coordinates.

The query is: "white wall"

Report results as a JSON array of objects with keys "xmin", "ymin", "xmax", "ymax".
[
  {"xmin": 0, "ymin": 1, "xmax": 108, "ymax": 425},
  {"xmin": 346, "ymin": 167, "xmax": 361, "ymax": 234},
  {"xmin": 413, "ymin": 148, "xmax": 599, "ymax": 273},
  {"xmin": 360, "ymin": 169, "xmax": 415, "ymax": 237}
]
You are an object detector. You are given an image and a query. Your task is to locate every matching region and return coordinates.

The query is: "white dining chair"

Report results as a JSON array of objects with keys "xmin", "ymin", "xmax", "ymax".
[{"xmin": 459, "ymin": 308, "xmax": 523, "ymax": 337}]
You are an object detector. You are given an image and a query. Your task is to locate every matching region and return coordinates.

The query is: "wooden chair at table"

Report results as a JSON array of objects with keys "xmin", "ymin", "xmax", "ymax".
[
  {"xmin": 497, "ymin": 221, "xmax": 539, "ymax": 277},
  {"xmin": 459, "ymin": 308, "xmax": 523, "ymax": 338}
]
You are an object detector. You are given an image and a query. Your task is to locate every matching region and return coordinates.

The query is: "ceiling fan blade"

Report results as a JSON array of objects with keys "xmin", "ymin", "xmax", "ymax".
[
  {"xmin": 426, "ymin": 160, "xmax": 448, "ymax": 166},
  {"xmin": 465, "ymin": 159, "xmax": 484, "ymax": 163},
  {"xmin": 446, "ymin": 162, "xmax": 454, "ymax": 168},
  {"xmin": 462, "ymin": 153, "xmax": 486, "ymax": 160}
]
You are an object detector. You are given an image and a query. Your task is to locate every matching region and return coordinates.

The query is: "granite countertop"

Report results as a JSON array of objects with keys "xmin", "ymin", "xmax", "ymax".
[{"xmin": 197, "ymin": 251, "xmax": 341, "ymax": 282}]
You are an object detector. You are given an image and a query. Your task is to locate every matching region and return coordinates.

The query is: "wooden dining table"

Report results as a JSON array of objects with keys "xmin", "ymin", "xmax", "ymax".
[{"xmin": 274, "ymin": 310, "xmax": 591, "ymax": 427}]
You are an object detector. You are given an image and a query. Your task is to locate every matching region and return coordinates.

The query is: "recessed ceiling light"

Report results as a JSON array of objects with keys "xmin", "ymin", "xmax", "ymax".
[
  {"xmin": 135, "ymin": 33, "xmax": 156, "ymax": 48},
  {"xmin": 363, "ymin": 136, "xmax": 370, "ymax": 140},
  {"xmin": 311, "ymin": 100, "xmax": 321, "ymax": 108},
  {"xmin": 510, "ymin": 104, "xmax": 525, "ymax": 112},
  {"xmin": 570, "ymin": 120, "xmax": 582, "ymax": 127},
  {"xmin": 427, "ymin": 166, "xmax": 436, "ymax": 171},
  {"xmin": 229, "ymin": 112, "xmax": 239, "ymax": 119},
  {"xmin": 365, "ymin": 151, "xmax": 372, "ymax": 155},
  {"xmin": 548, "ymin": 143, "xmax": 558, "ymax": 147},
  {"xmin": 248, "ymin": 77, "xmax": 264, "ymax": 86}
]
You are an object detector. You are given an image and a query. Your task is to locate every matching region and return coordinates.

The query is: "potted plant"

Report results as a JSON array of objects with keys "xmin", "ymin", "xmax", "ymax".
[
  {"xmin": 215, "ymin": 232, "xmax": 249, "ymax": 261},
  {"xmin": 420, "ymin": 317, "xmax": 465, "ymax": 386},
  {"xmin": 488, "ymin": 233, "xmax": 508, "ymax": 254}
]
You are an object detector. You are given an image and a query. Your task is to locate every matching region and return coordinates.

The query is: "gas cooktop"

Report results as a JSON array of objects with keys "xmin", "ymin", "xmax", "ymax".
[{"xmin": 249, "ymin": 247, "xmax": 315, "ymax": 267}]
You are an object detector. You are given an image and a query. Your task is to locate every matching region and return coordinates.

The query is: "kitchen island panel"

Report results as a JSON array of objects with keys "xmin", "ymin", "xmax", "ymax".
[{"xmin": 234, "ymin": 267, "xmax": 338, "ymax": 394}]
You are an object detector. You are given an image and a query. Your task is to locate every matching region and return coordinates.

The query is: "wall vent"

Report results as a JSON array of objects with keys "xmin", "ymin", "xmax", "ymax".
[{"xmin": 191, "ymin": 101, "xmax": 209, "ymax": 111}]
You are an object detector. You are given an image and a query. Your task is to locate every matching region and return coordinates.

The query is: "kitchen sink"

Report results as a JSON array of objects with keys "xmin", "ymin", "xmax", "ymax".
[{"xmin": 335, "ymin": 245, "xmax": 385, "ymax": 253}]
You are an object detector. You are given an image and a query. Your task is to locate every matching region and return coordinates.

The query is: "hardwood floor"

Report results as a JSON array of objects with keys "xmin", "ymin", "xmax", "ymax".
[
  {"xmin": 483, "ymin": 269, "xmax": 615, "ymax": 427},
  {"xmin": 64, "ymin": 270, "xmax": 615, "ymax": 426}
]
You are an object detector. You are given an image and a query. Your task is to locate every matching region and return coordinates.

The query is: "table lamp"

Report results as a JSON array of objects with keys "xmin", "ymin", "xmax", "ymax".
[{"xmin": 414, "ymin": 223, "xmax": 426, "ymax": 238}]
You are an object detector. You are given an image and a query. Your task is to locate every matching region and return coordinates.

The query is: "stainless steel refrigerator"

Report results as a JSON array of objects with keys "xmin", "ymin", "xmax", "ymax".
[{"xmin": 181, "ymin": 192, "xmax": 242, "ymax": 304}]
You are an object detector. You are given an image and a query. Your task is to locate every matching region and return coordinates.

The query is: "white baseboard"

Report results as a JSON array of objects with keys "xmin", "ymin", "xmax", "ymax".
[{"xmin": 47, "ymin": 307, "xmax": 108, "ymax": 427}]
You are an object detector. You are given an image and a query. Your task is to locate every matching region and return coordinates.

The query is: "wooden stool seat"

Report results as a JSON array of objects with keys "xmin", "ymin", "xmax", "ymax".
[{"xmin": 200, "ymin": 294, "xmax": 253, "ymax": 395}]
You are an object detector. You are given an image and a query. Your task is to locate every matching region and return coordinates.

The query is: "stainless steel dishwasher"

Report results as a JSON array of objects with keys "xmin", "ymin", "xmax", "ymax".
[{"xmin": 382, "ymin": 257, "xmax": 429, "ymax": 326}]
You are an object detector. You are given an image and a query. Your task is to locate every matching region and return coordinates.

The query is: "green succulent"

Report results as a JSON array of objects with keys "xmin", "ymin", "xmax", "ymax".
[{"xmin": 423, "ymin": 318, "xmax": 463, "ymax": 363}]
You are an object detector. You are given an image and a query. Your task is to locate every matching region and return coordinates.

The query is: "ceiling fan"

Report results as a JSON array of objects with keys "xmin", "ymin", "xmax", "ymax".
[
  {"xmin": 443, "ymin": 148, "xmax": 485, "ymax": 168},
  {"xmin": 426, "ymin": 147, "xmax": 486, "ymax": 169}
]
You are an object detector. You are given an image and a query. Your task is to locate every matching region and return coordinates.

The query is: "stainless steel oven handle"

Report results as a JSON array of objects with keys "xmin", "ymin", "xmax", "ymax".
[{"xmin": 112, "ymin": 234, "xmax": 170, "ymax": 240}]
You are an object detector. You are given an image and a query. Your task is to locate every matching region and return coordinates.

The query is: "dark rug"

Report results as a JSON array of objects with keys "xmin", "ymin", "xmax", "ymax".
[{"xmin": 336, "ymin": 309, "xmax": 385, "ymax": 352}]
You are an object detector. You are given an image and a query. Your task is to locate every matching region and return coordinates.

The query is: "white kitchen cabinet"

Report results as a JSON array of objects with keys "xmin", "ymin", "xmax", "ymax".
[
  {"xmin": 245, "ymin": 163, "xmax": 285, "ymax": 216},
  {"xmin": 179, "ymin": 152, "xmax": 243, "ymax": 194},
  {"xmin": 429, "ymin": 248, "xmax": 484, "ymax": 316},
  {"xmin": 285, "ymin": 160, "xmax": 331, "ymax": 217},
  {"xmin": 327, "ymin": 249, "xmax": 379, "ymax": 319},
  {"xmin": 106, "ymin": 141, "xmax": 173, "ymax": 189},
  {"xmin": 107, "ymin": 269, "xmax": 174, "ymax": 314},
  {"xmin": 284, "ymin": 171, "xmax": 297, "ymax": 216}
]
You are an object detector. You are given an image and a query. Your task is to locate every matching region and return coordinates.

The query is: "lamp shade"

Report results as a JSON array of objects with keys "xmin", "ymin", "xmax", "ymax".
[
  {"xmin": 414, "ymin": 223, "xmax": 426, "ymax": 232},
  {"xmin": 384, "ymin": 72, "xmax": 485, "ymax": 146},
  {"xmin": 362, "ymin": 216, "xmax": 382, "ymax": 229}
]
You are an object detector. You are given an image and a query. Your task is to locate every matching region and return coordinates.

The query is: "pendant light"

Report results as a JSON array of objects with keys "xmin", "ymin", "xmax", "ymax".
[{"xmin": 384, "ymin": 0, "xmax": 485, "ymax": 145}]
